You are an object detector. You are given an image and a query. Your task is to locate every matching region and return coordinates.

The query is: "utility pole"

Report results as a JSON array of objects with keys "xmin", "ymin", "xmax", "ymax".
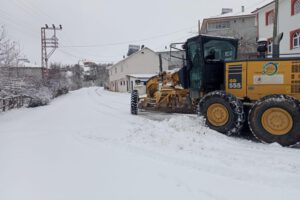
[
  {"xmin": 272, "ymin": 0, "xmax": 279, "ymax": 58},
  {"xmin": 41, "ymin": 24, "xmax": 62, "ymax": 69}
]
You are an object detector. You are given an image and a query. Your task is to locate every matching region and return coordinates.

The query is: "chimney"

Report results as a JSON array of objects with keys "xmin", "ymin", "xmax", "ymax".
[{"xmin": 241, "ymin": 6, "xmax": 245, "ymax": 13}]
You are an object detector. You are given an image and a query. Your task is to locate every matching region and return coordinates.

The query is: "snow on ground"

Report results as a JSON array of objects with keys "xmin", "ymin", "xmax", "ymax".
[{"xmin": 0, "ymin": 87, "xmax": 299, "ymax": 200}]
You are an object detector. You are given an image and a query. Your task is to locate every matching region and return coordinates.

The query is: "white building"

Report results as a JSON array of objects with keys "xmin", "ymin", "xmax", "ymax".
[
  {"xmin": 253, "ymin": 0, "xmax": 300, "ymax": 55},
  {"xmin": 126, "ymin": 74, "xmax": 157, "ymax": 92},
  {"xmin": 109, "ymin": 47, "xmax": 168, "ymax": 92}
]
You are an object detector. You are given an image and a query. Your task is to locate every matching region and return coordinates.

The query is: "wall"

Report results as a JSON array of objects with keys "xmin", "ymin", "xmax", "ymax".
[
  {"xmin": 0, "ymin": 67, "xmax": 71, "ymax": 100},
  {"xmin": 0, "ymin": 67, "xmax": 43, "ymax": 94},
  {"xmin": 257, "ymin": 3, "xmax": 275, "ymax": 40}
]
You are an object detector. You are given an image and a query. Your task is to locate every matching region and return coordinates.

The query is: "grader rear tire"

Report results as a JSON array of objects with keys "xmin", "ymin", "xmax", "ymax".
[
  {"xmin": 130, "ymin": 90, "xmax": 138, "ymax": 115},
  {"xmin": 199, "ymin": 91, "xmax": 245, "ymax": 135},
  {"xmin": 248, "ymin": 95, "xmax": 300, "ymax": 146}
]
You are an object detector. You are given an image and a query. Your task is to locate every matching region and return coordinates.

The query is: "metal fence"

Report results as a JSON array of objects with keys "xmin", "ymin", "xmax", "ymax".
[{"xmin": 0, "ymin": 96, "xmax": 32, "ymax": 112}]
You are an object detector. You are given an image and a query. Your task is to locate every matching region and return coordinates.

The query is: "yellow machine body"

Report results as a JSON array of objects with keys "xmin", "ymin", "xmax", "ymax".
[
  {"xmin": 225, "ymin": 59, "xmax": 300, "ymax": 101},
  {"xmin": 138, "ymin": 71, "xmax": 191, "ymax": 113}
]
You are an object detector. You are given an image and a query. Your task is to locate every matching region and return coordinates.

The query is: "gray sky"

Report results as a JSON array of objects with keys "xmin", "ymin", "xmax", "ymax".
[{"xmin": 0, "ymin": 0, "xmax": 268, "ymax": 65}]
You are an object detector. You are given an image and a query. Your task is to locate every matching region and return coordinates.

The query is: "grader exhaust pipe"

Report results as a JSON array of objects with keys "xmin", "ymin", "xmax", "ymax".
[{"xmin": 158, "ymin": 53, "xmax": 163, "ymax": 73}]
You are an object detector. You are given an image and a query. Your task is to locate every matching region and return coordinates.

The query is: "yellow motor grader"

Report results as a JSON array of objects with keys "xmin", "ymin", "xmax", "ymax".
[
  {"xmin": 131, "ymin": 70, "xmax": 193, "ymax": 114},
  {"xmin": 131, "ymin": 34, "xmax": 300, "ymax": 146}
]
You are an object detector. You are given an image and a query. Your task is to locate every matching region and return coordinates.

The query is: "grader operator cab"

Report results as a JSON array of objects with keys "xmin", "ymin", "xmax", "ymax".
[{"xmin": 131, "ymin": 34, "xmax": 300, "ymax": 146}]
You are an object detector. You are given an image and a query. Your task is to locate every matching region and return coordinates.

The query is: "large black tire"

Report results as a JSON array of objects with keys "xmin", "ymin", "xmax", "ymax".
[
  {"xmin": 130, "ymin": 90, "xmax": 139, "ymax": 115},
  {"xmin": 199, "ymin": 91, "xmax": 245, "ymax": 135},
  {"xmin": 248, "ymin": 94, "xmax": 300, "ymax": 146}
]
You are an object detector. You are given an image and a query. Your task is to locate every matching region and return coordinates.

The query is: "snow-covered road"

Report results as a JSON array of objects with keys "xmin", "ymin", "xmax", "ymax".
[{"xmin": 0, "ymin": 87, "xmax": 299, "ymax": 200}]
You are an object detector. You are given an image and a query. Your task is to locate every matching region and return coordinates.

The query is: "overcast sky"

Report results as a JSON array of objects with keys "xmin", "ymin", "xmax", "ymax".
[{"xmin": 0, "ymin": 0, "xmax": 270, "ymax": 65}]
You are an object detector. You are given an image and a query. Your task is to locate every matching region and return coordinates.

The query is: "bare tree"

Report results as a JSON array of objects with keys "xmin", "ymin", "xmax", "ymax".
[{"xmin": 0, "ymin": 26, "xmax": 20, "ymax": 67}]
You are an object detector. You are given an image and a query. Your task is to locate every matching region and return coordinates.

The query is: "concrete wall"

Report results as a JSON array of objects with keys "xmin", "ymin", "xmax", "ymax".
[
  {"xmin": 0, "ymin": 67, "xmax": 43, "ymax": 94},
  {"xmin": 0, "ymin": 67, "xmax": 70, "ymax": 99}
]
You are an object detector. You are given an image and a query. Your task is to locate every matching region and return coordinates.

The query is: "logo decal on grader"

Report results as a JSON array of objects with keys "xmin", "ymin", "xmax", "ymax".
[{"xmin": 263, "ymin": 62, "xmax": 279, "ymax": 76}]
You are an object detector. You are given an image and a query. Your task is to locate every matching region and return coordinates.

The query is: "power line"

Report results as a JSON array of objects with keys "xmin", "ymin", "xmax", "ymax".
[
  {"xmin": 58, "ymin": 49, "xmax": 115, "ymax": 63},
  {"xmin": 61, "ymin": 25, "xmax": 195, "ymax": 48},
  {"xmin": 58, "ymin": 49, "xmax": 80, "ymax": 59},
  {"xmin": 15, "ymin": 0, "xmax": 54, "ymax": 19},
  {"xmin": 0, "ymin": 14, "xmax": 40, "ymax": 39},
  {"xmin": 10, "ymin": 0, "xmax": 54, "ymax": 25}
]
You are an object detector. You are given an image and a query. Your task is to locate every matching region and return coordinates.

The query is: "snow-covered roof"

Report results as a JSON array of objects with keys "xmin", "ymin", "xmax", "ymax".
[
  {"xmin": 127, "ymin": 74, "xmax": 157, "ymax": 79},
  {"xmin": 201, "ymin": 1, "xmax": 275, "ymax": 32},
  {"xmin": 202, "ymin": 12, "xmax": 255, "ymax": 23},
  {"xmin": 18, "ymin": 62, "xmax": 40, "ymax": 68},
  {"xmin": 201, "ymin": 9, "xmax": 256, "ymax": 32},
  {"xmin": 252, "ymin": 0, "xmax": 274, "ymax": 13},
  {"xmin": 111, "ymin": 47, "xmax": 157, "ymax": 69},
  {"xmin": 208, "ymin": 9, "xmax": 254, "ymax": 19}
]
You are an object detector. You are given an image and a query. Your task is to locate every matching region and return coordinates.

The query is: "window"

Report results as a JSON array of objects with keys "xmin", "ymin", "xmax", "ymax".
[
  {"xmin": 292, "ymin": 0, "xmax": 300, "ymax": 15},
  {"xmin": 115, "ymin": 68, "xmax": 117, "ymax": 74},
  {"xmin": 268, "ymin": 39, "xmax": 273, "ymax": 53},
  {"xmin": 293, "ymin": 32, "xmax": 300, "ymax": 48},
  {"xmin": 290, "ymin": 29, "xmax": 300, "ymax": 49},
  {"xmin": 203, "ymin": 40, "xmax": 236, "ymax": 61},
  {"xmin": 265, "ymin": 10, "xmax": 274, "ymax": 25},
  {"xmin": 207, "ymin": 21, "xmax": 230, "ymax": 31}
]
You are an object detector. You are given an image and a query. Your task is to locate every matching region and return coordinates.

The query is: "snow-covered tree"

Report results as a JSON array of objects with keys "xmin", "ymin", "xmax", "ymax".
[{"xmin": 0, "ymin": 26, "xmax": 20, "ymax": 67}]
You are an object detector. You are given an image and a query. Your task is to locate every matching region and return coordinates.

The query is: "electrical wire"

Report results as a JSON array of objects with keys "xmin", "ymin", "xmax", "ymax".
[
  {"xmin": 60, "ymin": 25, "xmax": 195, "ymax": 48},
  {"xmin": 58, "ymin": 49, "xmax": 115, "ymax": 63}
]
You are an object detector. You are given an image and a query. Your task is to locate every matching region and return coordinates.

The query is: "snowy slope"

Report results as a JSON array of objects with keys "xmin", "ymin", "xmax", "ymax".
[{"xmin": 0, "ymin": 87, "xmax": 299, "ymax": 200}]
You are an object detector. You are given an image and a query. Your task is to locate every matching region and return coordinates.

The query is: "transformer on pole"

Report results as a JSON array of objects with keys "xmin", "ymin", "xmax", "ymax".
[{"xmin": 41, "ymin": 24, "xmax": 62, "ymax": 69}]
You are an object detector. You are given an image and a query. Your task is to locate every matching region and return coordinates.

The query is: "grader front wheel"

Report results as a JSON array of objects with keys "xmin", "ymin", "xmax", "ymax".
[
  {"xmin": 207, "ymin": 103, "xmax": 229, "ymax": 127},
  {"xmin": 248, "ymin": 95, "xmax": 300, "ymax": 146},
  {"xmin": 130, "ymin": 90, "xmax": 139, "ymax": 115}
]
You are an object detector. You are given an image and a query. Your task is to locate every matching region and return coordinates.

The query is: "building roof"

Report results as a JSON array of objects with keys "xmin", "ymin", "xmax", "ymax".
[
  {"xmin": 201, "ymin": 12, "xmax": 256, "ymax": 32},
  {"xmin": 207, "ymin": 10, "xmax": 254, "ymax": 19},
  {"xmin": 201, "ymin": 1, "xmax": 275, "ymax": 32},
  {"xmin": 252, "ymin": 0, "xmax": 275, "ymax": 13},
  {"xmin": 127, "ymin": 74, "xmax": 157, "ymax": 79},
  {"xmin": 110, "ymin": 47, "xmax": 157, "ymax": 69}
]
